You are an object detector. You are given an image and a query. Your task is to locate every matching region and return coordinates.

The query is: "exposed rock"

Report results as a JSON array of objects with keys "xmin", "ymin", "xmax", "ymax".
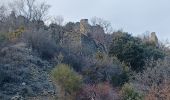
[
  {"xmin": 0, "ymin": 43, "xmax": 56, "ymax": 99},
  {"xmin": 61, "ymin": 19, "xmax": 106, "ymax": 56},
  {"xmin": 81, "ymin": 34, "xmax": 106, "ymax": 56},
  {"xmin": 62, "ymin": 30, "xmax": 106, "ymax": 56}
]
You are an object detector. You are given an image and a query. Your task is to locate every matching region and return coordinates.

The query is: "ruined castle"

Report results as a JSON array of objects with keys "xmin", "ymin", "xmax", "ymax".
[
  {"xmin": 62, "ymin": 19, "xmax": 106, "ymax": 55},
  {"xmin": 150, "ymin": 32, "xmax": 158, "ymax": 44},
  {"xmin": 149, "ymin": 32, "xmax": 159, "ymax": 46},
  {"xmin": 80, "ymin": 19, "xmax": 91, "ymax": 36}
]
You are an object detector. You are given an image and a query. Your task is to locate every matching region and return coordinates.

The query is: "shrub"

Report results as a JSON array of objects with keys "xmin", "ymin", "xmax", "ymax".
[
  {"xmin": 51, "ymin": 64, "xmax": 82, "ymax": 94},
  {"xmin": 144, "ymin": 80, "xmax": 170, "ymax": 100},
  {"xmin": 64, "ymin": 22, "xmax": 75, "ymax": 32},
  {"xmin": 0, "ymin": 33, "xmax": 7, "ymax": 45},
  {"xmin": 131, "ymin": 58, "xmax": 170, "ymax": 99},
  {"xmin": 109, "ymin": 31, "xmax": 165, "ymax": 72},
  {"xmin": 49, "ymin": 23, "xmax": 64, "ymax": 44},
  {"xmin": 7, "ymin": 27, "xmax": 24, "ymax": 41},
  {"xmin": 76, "ymin": 82, "xmax": 118, "ymax": 100},
  {"xmin": 62, "ymin": 52, "xmax": 83, "ymax": 72},
  {"xmin": 23, "ymin": 29, "xmax": 58, "ymax": 59},
  {"xmin": 112, "ymin": 71, "xmax": 129, "ymax": 86},
  {"xmin": 121, "ymin": 83, "xmax": 143, "ymax": 100},
  {"xmin": 82, "ymin": 52, "xmax": 123, "ymax": 84}
]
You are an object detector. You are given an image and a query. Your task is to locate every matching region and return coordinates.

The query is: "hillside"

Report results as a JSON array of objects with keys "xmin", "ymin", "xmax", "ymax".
[{"xmin": 0, "ymin": 0, "xmax": 170, "ymax": 100}]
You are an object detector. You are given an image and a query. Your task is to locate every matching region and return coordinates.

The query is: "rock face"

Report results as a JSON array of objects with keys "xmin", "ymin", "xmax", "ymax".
[
  {"xmin": 0, "ymin": 43, "xmax": 56, "ymax": 100},
  {"xmin": 90, "ymin": 25, "xmax": 105, "ymax": 44},
  {"xmin": 81, "ymin": 34, "xmax": 106, "ymax": 56}
]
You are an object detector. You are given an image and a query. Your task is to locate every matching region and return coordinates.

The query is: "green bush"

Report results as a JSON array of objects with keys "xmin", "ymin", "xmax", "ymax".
[
  {"xmin": 112, "ymin": 72, "xmax": 129, "ymax": 86},
  {"xmin": 51, "ymin": 64, "xmax": 82, "ymax": 94},
  {"xmin": 121, "ymin": 83, "xmax": 143, "ymax": 100},
  {"xmin": 0, "ymin": 33, "xmax": 6, "ymax": 43},
  {"xmin": 109, "ymin": 31, "xmax": 165, "ymax": 72}
]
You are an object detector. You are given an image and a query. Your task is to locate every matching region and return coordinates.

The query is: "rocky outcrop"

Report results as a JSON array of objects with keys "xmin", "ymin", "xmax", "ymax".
[
  {"xmin": 81, "ymin": 34, "xmax": 106, "ymax": 56},
  {"xmin": 0, "ymin": 43, "xmax": 56, "ymax": 100},
  {"xmin": 61, "ymin": 19, "xmax": 107, "ymax": 56}
]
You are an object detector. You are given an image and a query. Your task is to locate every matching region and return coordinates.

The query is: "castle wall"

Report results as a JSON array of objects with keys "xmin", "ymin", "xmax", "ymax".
[
  {"xmin": 150, "ymin": 32, "xmax": 158, "ymax": 46},
  {"xmin": 80, "ymin": 19, "xmax": 91, "ymax": 36}
]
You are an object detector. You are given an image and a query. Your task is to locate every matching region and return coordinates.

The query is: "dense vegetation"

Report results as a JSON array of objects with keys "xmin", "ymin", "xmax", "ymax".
[{"xmin": 0, "ymin": 0, "xmax": 170, "ymax": 100}]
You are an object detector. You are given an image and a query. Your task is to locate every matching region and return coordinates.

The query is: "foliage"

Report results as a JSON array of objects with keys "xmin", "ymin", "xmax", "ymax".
[
  {"xmin": 7, "ymin": 26, "xmax": 24, "ymax": 41},
  {"xmin": 145, "ymin": 81, "xmax": 170, "ymax": 100},
  {"xmin": 132, "ymin": 58, "xmax": 170, "ymax": 95},
  {"xmin": 51, "ymin": 64, "xmax": 82, "ymax": 94},
  {"xmin": 82, "ymin": 52, "xmax": 123, "ymax": 84},
  {"xmin": 109, "ymin": 31, "xmax": 165, "ymax": 72},
  {"xmin": 0, "ymin": 27, "xmax": 24, "ymax": 46},
  {"xmin": 111, "ymin": 60, "xmax": 131, "ymax": 86},
  {"xmin": 64, "ymin": 22, "xmax": 75, "ymax": 32},
  {"xmin": 49, "ymin": 23, "xmax": 64, "ymax": 44},
  {"xmin": 0, "ymin": 33, "xmax": 7, "ymax": 43},
  {"xmin": 0, "ymin": 2, "xmax": 169, "ymax": 99},
  {"xmin": 61, "ymin": 50, "xmax": 83, "ymax": 72},
  {"xmin": 76, "ymin": 82, "xmax": 117, "ymax": 100},
  {"xmin": 24, "ymin": 29, "xmax": 58, "ymax": 59},
  {"xmin": 121, "ymin": 83, "xmax": 143, "ymax": 100}
]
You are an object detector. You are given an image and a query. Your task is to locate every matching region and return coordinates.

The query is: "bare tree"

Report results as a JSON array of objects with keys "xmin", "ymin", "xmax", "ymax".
[
  {"xmin": 137, "ymin": 31, "xmax": 150, "ymax": 43},
  {"xmin": 0, "ymin": 5, "xmax": 8, "ymax": 22},
  {"xmin": 51, "ymin": 15, "xmax": 64, "ymax": 26},
  {"xmin": 91, "ymin": 17, "xmax": 113, "ymax": 33},
  {"xmin": 91, "ymin": 17, "xmax": 98, "ymax": 26},
  {"xmin": 33, "ymin": 2, "xmax": 51, "ymax": 21},
  {"xmin": 9, "ymin": 0, "xmax": 50, "ymax": 21},
  {"xmin": 131, "ymin": 58, "xmax": 170, "ymax": 99}
]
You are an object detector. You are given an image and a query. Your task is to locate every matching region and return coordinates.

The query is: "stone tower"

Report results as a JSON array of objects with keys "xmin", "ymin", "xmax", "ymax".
[
  {"xmin": 80, "ymin": 19, "xmax": 90, "ymax": 36},
  {"xmin": 150, "ymin": 32, "xmax": 158, "ymax": 46}
]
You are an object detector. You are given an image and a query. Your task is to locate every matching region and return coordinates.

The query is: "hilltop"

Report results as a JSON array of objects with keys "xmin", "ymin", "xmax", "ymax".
[{"xmin": 0, "ymin": 0, "xmax": 170, "ymax": 100}]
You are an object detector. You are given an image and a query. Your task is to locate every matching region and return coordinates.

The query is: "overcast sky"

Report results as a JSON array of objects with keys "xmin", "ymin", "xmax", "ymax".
[{"xmin": 2, "ymin": 0, "xmax": 170, "ymax": 40}]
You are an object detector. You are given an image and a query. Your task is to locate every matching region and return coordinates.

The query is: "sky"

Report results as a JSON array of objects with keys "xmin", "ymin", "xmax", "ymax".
[{"xmin": 1, "ymin": 0, "xmax": 170, "ymax": 41}]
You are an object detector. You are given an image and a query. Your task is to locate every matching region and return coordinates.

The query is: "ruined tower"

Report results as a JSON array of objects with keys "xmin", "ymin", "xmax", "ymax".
[
  {"xmin": 150, "ymin": 32, "xmax": 158, "ymax": 46},
  {"xmin": 80, "ymin": 19, "xmax": 91, "ymax": 36}
]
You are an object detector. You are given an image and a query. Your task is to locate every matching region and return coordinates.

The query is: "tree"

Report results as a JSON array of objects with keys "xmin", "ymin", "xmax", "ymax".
[
  {"xmin": 32, "ymin": 1, "xmax": 51, "ymax": 21},
  {"xmin": 9, "ymin": 0, "xmax": 50, "ymax": 21},
  {"xmin": 51, "ymin": 15, "xmax": 64, "ymax": 26},
  {"xmin": 109, "ymin": 31, "xmax": 165, "ymax": 72},
  {"xmin": 91, "ymin": 17, "xmax": 113, "ymax": 33},
  {"xmin": 132, "ymin": 58, "xmax": 170, "ymax": 99},
  {"xmin": 133, "ymin": 58, "xmax": 170, "ymax": 90},
  {"xmin": 0, "ymin": 5, "xmax": 8, "ymax": 23},
  {"xmin": 64, "ymin": 22, "xmax": 75, "ymax": 32}
]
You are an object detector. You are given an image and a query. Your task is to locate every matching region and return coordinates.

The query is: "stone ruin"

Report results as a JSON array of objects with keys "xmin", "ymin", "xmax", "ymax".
[
  {"xmin": 150, "ymin": 32, "xmax": 158, "ymax": 46},
  {"xmin": 80, "ymin": 19, "xmax": 91, "ymax": 36}
]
